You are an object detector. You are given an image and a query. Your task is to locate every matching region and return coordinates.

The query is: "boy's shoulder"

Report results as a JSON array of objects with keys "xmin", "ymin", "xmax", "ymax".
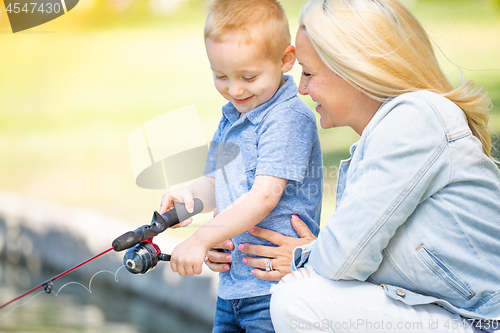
[
  {"xmin": 254, "ymin": 75, "xmax": 316, "ymax": 126},
  {"xmin": 264, "ymin": 93, "xmax": 317, "ymax": 126}
]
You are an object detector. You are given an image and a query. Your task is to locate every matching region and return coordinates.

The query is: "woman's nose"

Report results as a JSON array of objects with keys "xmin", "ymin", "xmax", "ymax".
[{"xmin": 298, "ymin": 79, "xmax": 308, "ymax": 95}]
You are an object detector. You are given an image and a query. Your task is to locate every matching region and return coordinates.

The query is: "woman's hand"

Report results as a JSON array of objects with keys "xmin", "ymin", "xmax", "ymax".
[
  {"xmin": 240, "ymin": 214, "xmax": 317, "ymax": 281},
  {"xmin": 204, "ymin": 240, "xmax": 234, "ymax": 272}
]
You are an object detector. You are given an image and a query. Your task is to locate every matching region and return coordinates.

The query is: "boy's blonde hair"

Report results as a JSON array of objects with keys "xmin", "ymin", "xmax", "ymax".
[
  {"xmin": 205, "ymin": 0, "xmax": 291, "ymax": 61},
  {"xmin": 300, "ymin": 0, "xmax": 494, "ymax": 159}
]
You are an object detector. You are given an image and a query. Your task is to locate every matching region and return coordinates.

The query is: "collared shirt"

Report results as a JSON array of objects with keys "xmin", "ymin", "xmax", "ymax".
[
  {"xmin": 206, "ymin": 75, "xmax": 323, "ymax": 299},
  {"xmin": 292, "ymin": 90, "xmax": 500, "ymax": 320}
]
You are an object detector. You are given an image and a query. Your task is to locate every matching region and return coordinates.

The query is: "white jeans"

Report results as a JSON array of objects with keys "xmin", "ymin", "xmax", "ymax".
[{"xmin": 270, "ymin": 269, "xmax": 478, "ymax": 333}]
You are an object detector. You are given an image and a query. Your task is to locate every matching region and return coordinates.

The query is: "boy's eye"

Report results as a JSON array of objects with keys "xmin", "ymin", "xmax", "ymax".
[
  {"xmin": 243, "ymin": 76, "xmax": 257, "ymax": 82},
  {"xmin": 215, "ymin": 75, "xmax": 227, "ymax": 80},
  {"xmin": 302, "ymin": 72, "xmax": 311, "ymax": 77}
]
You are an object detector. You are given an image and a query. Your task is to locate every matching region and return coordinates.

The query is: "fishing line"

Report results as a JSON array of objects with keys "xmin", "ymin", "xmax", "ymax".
[
  {"xmin": 0, "ymin": 247, "xmax": 115, "ymax": 311},
  {"xmin": 52, "ymin": 265, "xmax": 126, "ymax": 296},
  {"xmin": 0, "ymin": 265, "xmax": 126, "ymax": 321},
  {"xmin": 0, "ymin": 290, "xmax": 45, "ymax": 321}
]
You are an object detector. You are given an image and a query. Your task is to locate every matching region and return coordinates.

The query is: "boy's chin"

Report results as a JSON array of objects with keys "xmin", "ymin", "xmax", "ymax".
[{"xmin": 231, "ymin": 103, "xmax": 253, "ymax": 114}]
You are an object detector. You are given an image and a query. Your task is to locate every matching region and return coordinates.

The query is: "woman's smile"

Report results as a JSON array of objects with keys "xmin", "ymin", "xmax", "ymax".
[{"xmin": 315, "ymin": 102, "xmax": 321, "ymax": 112}]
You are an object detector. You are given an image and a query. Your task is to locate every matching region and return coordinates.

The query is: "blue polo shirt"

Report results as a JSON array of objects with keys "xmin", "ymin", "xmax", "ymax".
[{"xmin": 205, "ymin": 75, "xmax": 323, "ymax": 299}]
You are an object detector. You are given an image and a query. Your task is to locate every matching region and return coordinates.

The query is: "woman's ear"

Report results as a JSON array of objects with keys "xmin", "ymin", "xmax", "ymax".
[{"xmin": 281, "ymin": 45, "xmax": 296, "ymax": 73}]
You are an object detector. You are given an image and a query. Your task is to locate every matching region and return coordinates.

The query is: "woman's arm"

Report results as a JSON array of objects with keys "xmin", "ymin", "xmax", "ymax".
[{"xmin": 310, "ymin": 96, "xmax": 451, "ymax": 281}]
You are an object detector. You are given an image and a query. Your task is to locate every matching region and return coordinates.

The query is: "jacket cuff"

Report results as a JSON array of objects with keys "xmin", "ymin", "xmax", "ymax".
[{"xmin": 290, "ymin": 241, "xmax": 316, "ymax": 271}]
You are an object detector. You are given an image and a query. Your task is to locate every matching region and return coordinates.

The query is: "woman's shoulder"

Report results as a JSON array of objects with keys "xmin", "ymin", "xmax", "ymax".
[
  {"xmin": 385, "ymin": 90, "xmax": 461, "ymax": 116},
  {"xmin": 359, "ymin": 91, "xmax": 451, "ymax": 156},
  {"xmin": 366, "ymin": 90, "xmax": 468, "ymax": 139}
]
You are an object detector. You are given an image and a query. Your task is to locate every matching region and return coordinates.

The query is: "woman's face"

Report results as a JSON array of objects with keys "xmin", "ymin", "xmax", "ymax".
[{"xmin": 295, "ymin": 28, "xmax": 380, "ymax": 134}]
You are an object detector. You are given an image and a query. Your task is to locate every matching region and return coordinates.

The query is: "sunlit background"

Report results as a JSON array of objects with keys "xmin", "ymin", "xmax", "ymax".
[
  {"xmin": 0, "ymin": 0, "xmax": 499, "ymax": 331},
  {"xmin": 1, "ymin": 0, "xmax": 499, "ymax": 227}
]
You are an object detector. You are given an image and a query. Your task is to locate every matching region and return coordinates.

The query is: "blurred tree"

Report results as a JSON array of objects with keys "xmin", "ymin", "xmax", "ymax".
[{"xmin": 65, "ymin": 0, "xmax": 207, "ymax": 29}]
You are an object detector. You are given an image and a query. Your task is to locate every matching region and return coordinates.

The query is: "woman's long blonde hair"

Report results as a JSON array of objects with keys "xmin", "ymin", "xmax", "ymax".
[{"xmin": 300, "ymin": 0, "xmax": 494, "ymax": 158}]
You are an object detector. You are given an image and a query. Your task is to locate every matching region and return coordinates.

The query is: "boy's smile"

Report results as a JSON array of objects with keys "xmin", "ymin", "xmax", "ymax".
[
  {"xmin": 233, "ymin": 95, "xmax": 255, "ymax": 105},
  {"xmin": 206, "ymin": 34, "xmax": 286, "ymax": 114}
]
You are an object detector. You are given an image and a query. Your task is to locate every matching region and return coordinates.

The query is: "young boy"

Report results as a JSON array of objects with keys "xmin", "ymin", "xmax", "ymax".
[{"xmin": 160, "ymin": 0, "xmax": 323, "ymax": 331}]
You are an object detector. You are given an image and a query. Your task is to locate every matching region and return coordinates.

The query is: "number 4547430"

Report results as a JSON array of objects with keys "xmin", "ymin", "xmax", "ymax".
[
  {"xmin": 446, "ymin": 319, "xmax": 500, "ymax": 330},
  {"xmin": 5, "ymin": 2, "xmax": 62, "ymax": 14}
]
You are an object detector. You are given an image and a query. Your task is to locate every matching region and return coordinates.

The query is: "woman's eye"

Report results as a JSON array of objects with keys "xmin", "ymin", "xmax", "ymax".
[
  {"xmin": 243, "ymin": 76, "xmax": 256, "ymax": 82},
  {"xmin": 302, "ymin": 71, "xmax": 311, "ymax": 77}
]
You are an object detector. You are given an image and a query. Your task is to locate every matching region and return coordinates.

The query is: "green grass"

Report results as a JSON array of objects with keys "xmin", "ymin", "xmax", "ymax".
[{"xmin": 0, "ymin": 0, "xmax": 499, "ymax": 237}]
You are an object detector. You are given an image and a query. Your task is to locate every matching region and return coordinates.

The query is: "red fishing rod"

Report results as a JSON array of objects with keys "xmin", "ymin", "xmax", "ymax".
[
  {"xmin": 0, "ymin": 199, "xmax": 203, "ymax": 310},
  {"xmin": 0, "ymin": 247, "xmax": 113, "ymax": 310}
]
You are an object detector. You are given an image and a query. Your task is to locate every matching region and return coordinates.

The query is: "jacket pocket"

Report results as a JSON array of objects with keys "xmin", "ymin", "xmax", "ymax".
[{"xmin": 416, "ymin": 245, "xmax": 475, "ymax": 300}]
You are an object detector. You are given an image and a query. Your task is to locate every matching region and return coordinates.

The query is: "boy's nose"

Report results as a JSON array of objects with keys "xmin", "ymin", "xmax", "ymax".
[{"xmin": 228, "ymin": 83, "xmax": 244, "ymax": 98}]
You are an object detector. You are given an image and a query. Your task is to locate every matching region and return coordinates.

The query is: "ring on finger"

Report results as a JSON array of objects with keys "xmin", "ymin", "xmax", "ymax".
[
  {"xmin": 266, "ymin": 258, "xmax": 273, "ymax": 272},
  {"xmin": 204, "ymin": 250, "xmax": 212, "ymax": 264}
]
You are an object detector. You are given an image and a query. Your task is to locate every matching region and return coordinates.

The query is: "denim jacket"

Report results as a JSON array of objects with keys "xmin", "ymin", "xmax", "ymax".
[{"xmin": 292, "ymin": 90, "xmax": 500, "ymax": 319}]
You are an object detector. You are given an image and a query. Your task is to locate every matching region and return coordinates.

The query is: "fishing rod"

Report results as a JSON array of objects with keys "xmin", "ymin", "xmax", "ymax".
[
  {"xmin": 0, "ymin": 199, "xmax": 204, "ymax": 310},
  {"xmin": 0, "ymin": 247, "xmax": 113, "ymax": 310}
]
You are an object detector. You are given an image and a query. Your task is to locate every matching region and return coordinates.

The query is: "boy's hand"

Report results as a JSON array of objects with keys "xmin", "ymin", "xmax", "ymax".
[
  {"xmin": 170, "ymin": 238, "xmax": 207, "ymax": 276},
  {"xmin": 204, "ymin": 208, "xmax": 233, "ymax": 273},
  {"xmin": 160, "ymin": 188, "xmax": 195, "ymax": 228}
]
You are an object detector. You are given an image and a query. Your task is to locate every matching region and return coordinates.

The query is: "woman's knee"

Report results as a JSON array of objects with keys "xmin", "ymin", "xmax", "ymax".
[{"xmin": 270, "ymin": 270, "xmax": 316, "ymax": 326}]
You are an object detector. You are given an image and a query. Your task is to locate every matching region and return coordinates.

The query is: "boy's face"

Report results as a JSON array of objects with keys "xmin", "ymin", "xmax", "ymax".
[{"xmin": 206, "ymin": 35, "xmax": 285, "ymax": 114}]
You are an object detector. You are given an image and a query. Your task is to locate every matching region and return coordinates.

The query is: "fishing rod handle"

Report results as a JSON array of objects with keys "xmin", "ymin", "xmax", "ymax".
[
  {"xmin": 112, "ymin": 199, "xmax": 204, "ymax": 252},
  {"xmin": 160, "ymin": 198, "xmax": 204, "ymax": 229}
]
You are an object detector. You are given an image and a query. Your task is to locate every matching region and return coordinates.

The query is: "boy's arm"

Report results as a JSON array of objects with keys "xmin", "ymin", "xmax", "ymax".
[
  {"xmin": 193, "ymin": 175, "xmax": 287, "ymax": 247},
  {"xmin": 160, "ymin": 176, "xmax": 216, "ymax": 216},
  {"xmin": 169, "ymin": 175, "xmax": 287, "ymax": 276},
  {"xmin": 186, "ymin": 176, "xmax": 216, "ymax": 213}
]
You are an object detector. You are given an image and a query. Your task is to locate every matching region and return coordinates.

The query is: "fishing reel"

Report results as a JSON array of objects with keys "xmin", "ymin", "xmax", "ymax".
[
  {"xmin": 122, "ymin": 238, "xmax": 171, "ymax": 274},
  {"xmin": 112, "ymin": 199, "xmax": 203, "ymax": 275}
]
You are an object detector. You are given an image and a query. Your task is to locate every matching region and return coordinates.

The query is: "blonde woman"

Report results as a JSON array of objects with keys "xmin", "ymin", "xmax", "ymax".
[{"xmin": 206, "ymin": 0, "xmax": 500, "ymax": 331}]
